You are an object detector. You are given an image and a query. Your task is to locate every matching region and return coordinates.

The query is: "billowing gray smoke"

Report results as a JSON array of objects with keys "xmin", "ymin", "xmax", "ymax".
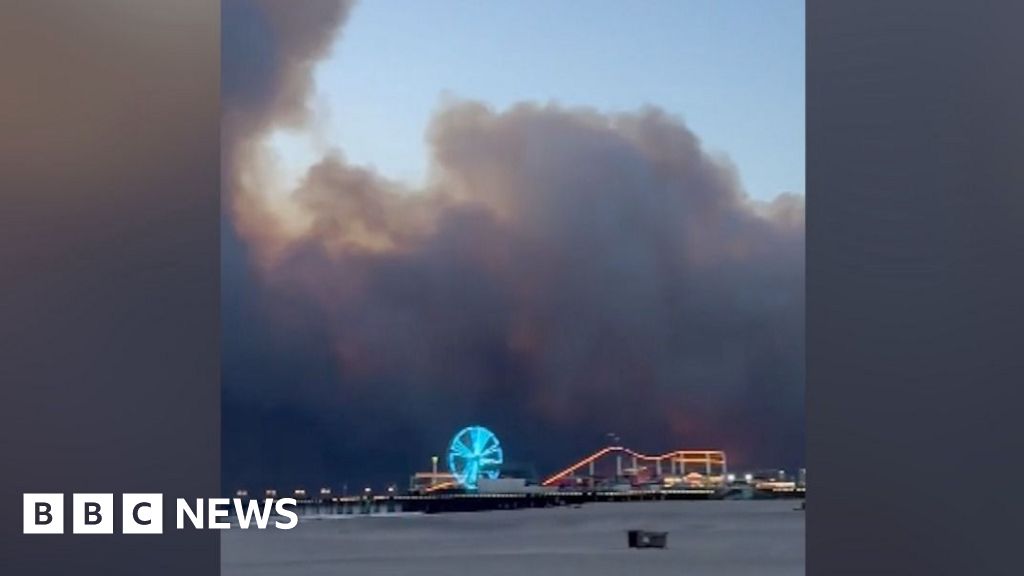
[{"xmin": 222, "ymin": 0, "xmax": 804, "ymax": 489}]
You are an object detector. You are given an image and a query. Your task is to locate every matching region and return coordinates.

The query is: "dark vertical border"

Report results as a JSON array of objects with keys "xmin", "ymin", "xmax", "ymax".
[
  {"xmin": 808, "ymin": 1, "xmax": 1024, "ymax": 574},
  {"xmin": 0, "ymin": 2, "xmax": 220, "ymax": 574}
]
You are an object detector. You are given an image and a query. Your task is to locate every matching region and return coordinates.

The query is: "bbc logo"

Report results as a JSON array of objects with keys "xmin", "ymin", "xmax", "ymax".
[
  {"xmin": 24, "ymin": 493, "xmax": 298, "ymax": 533},
  {"xmin": 23, "ymin": 493, "xmax": 163, "ymax": 534}
]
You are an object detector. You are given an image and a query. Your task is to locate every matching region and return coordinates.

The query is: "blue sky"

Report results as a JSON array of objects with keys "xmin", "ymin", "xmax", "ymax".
[{"xmin": 291, "ymin": 0, "xmax": 803, "ymax": 201}]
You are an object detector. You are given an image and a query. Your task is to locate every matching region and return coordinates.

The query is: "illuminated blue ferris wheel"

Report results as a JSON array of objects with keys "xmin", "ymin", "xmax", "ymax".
[{"xmin": 447, "ymin": 426, "xmax": 503, "ymax": 489}]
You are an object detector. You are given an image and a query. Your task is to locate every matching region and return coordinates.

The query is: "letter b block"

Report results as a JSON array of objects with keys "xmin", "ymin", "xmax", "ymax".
[
  {"xmin": 73, "ymin": 493, "xmax": 113, "ymax": 534},
  {"xmin": 23, "ymin": 494, "xmax": 63, "ymax": 534}
]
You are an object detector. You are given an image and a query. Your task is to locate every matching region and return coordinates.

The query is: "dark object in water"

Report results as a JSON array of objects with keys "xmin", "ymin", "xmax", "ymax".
[{"xmin": 628, "ymin": 530, "xmax": 668, "ymax": 549}]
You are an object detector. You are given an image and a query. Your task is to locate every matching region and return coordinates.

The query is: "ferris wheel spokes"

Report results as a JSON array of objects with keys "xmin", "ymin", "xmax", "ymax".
[{"xmin": 447, "ymin": 425, "xmax": 503, "ymax": 489}]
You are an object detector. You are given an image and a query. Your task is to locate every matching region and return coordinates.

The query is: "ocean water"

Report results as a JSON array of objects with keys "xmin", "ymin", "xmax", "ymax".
[{"xmin": 222, "ymin": 499, "xmax": 805, "ymax": 575}]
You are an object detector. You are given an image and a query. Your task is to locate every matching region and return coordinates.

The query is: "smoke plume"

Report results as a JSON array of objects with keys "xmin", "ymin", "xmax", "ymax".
[{"xmin": 222, "ymin": 0, "xmax": 804, "ymax": 488}]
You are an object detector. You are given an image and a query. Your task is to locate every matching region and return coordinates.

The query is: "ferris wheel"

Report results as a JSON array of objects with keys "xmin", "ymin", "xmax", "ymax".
[{"xmin": 447, "ymin": 426, "xmax": 503, "ymax": 489}]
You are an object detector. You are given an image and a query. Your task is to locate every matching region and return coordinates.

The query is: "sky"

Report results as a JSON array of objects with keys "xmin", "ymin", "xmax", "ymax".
[
  {"xmin": 222, "ymin": 0, "xmax": 805, "ymax": 492},
  {"xmin": 273, "ymin": 0, "xmax": 804, "ymax": 201}
]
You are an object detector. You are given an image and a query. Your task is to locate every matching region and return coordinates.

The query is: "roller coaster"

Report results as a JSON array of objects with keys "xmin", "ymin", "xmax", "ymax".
[{"xmin": 540, "ymin": 446, "xmax": 727, "ymax": 487}]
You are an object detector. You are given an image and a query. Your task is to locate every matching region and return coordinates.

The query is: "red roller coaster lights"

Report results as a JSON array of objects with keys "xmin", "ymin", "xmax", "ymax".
[{"xmin": 540, "ymin": 446, "xmax": 727, "ymax": 486}]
